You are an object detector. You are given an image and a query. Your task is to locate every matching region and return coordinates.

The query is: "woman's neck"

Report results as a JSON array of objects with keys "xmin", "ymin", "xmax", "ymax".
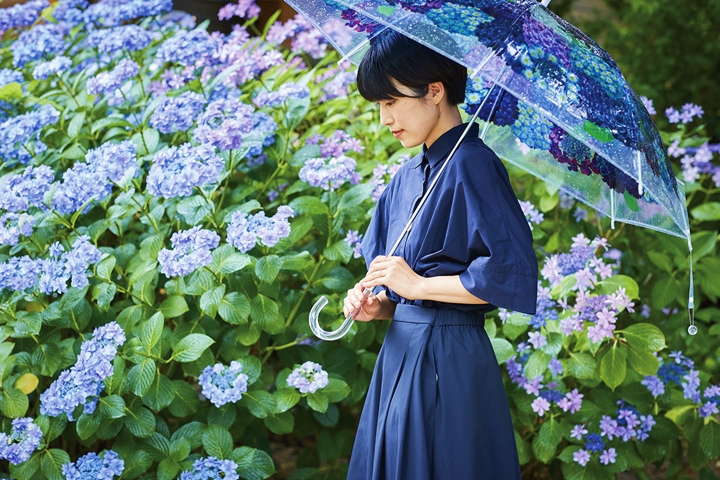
[{"xmin": 424, "ymin": 106, "xmax": 463, "ymax": 149}]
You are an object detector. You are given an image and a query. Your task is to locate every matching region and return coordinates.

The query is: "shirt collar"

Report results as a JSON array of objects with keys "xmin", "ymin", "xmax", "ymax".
[{"xmin": 414, "ymin": 122, "xmax": 480, "ymax": 169}]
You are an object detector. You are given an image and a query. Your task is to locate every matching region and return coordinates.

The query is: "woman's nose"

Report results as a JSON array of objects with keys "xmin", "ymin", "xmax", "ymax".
[{"xmin": 380, "ymin": 107, "xmax": 392, "ymax": 126}]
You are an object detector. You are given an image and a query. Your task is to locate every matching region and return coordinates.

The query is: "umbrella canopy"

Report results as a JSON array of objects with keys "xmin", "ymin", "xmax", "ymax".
[{"xmin": 287, "ymin": 0, "xmax": 697, "ymax": 335}]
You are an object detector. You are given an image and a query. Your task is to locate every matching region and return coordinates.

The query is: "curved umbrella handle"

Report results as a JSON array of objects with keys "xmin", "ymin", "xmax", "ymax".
[{"xmin": 309, "ymin": 287, "xmax": 373, "ymax": 341}]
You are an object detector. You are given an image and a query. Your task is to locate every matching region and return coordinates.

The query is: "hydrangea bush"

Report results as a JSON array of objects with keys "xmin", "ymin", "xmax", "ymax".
[{"xmin": 0, "ymin": 1, "xmax": 719, "ymax": 479}]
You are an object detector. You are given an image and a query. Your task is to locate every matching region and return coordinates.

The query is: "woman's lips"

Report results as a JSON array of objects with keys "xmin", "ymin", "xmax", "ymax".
[{"xmin": 392, "ymin": 130, "xmax": 403, "ymax": 137}]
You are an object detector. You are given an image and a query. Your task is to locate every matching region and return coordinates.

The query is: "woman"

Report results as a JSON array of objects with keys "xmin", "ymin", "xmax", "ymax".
[{"xmin": 343, "ymin": 30, "xmax": 538, "ymax": 479}]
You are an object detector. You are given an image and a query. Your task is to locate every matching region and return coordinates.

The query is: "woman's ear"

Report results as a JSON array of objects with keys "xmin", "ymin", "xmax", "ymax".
[{"xmin": 428, "ymin": 81, "xmax": 444, "ymax": 103}]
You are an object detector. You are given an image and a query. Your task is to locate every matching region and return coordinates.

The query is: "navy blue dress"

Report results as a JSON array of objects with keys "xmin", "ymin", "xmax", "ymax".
[{"xmin": 347, "ymin": 122, "xmax": 538, "ymax": 479}]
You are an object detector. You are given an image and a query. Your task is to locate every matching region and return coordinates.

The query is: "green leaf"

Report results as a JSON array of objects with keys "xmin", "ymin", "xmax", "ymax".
[
  {"xmin": 0, "ymin": 82, "xmax": 22, "ymax": 101},
  {"xmin": 42, "ymin": 449, "xmax": 70, "ymax": 480},
  {"xmin": 306, "ymin": 390, "xmax": 329, "ymax": 413},
  {"xmin": 170, "ymin": 438, "xmax": 191, "ymax": 462},
  {"xmin": 539, "ymin": 332, "xmax": 563, "ymax": 357},
  {"xmin": 621, "ymin": 323, "xmax": 666, "ymax": 352},
  {"xmin": 692, "ymin": 230, "xmax": 718, "ymax": 261},
  {"xmin": 172, "ymin": 334, "xmax": 215, "ymax": 362},
  {"xmin": 274, "ymin": 388, "xmax": 301, "ymax": 413},
  {"xmin": 1, "ymin": 387, "xmax": 29, "ymax": 418},
  {"xmin": 177, "ymin": 195, "xmax": 213, "ymax": 226},
  {"xmin": 67, "ymin": 111, "xmax": 86, "ymax": 138},
  {"xmin": 214, "ymin": 252, "xmax": 250, "ymax": 274},
  {"xmin": 132, "ymin": 127, "xmax": 160, "ymax": 156},
  {"xmin": 524, "ymin": 349, "xmax": 551, "ymax": 379},
  {"xmin": 169, "ymin": 380, "xmax": 200, "ymax": 417},
  {"xmin": 600, "ymin": 346, "xmax": 627, "ymax": 391},
  {"xmin": 533, "ymin": 417, "xmax": 563, "ymax": 463},
  {"xmin": 232, "ymin": 446, "xmax": 276, "ymax": 480},
  {"xmin": 595, "ymin": 274, "xmax": 640, "ymax": 300},
  {"xmin": 142, "ymin": 373, "xmax": 175, "ymax": 411},
  {"xmin": 95, "ymin": 255, "xmax": 116, "ymax": 281},
  {"xmin": 317, "ymin": 266, "xmax": 354, "ymax": 292},
  {"xmin": 289, "ymin": 144, "xmax": 321, "ymax": 167},
  {"xmin": 200, "ymin": 285, "xmax": 226, "ymax": 319},
  {"xmin": 238, "ymin": 356, "xmax": 262, "ymax": 385},
  {"xmin": 99, "ymin": 395, "xmax": 126, "ymax": 418},
  {"xmin": 338, "ymin": 183, "xmax": 373, "ymax": 211},
  {"xmin": 691, "ymin": 202, "xmax": 720, "ymax": 221},
  {"xmin": 626, "ymin": 346, "xmax": 659, "ymax": 375},
  {"xmin": 323, "ymin": 239, "xmax": 353, "ymax": 263},
  {"xmin": 281, "ymin": 251, "xmax": 314, "ymax": 272},
  {"xmin": 157, "ymin": 458, "xmax": 181, "ymax": 480},
  {"xmin": 244, "ymin": 390, "xmax": 276, "ymax": 418},
  {"xmin": 92, "ymin": 282, "xmax": 116, "ymax": 310},
  {"xmin": 91, "ymin": 116, "xmax": 136, "ymax": 133},
  {"xmin": 323, "ymin": 378, "xmax": 351, "ymax": 403},
  {"xmin": 490, "ymin": 337, "xmax": 514, "ymax": 364},
  {"xmin": 568, "ymin": 352, "xmax": 596, "ymax": 379},
  {"xmin": 250, "ymin": 294, "xmax": 283, "ymax": 334},
  {"xmin": 9, "ymin": 453, "xmax": 40, "ymax": 480},
  {"xmin": 236, "ymin": 322, "xmax": 261, "ymax": 346},
  {"xmin": 218, "ymin": 292, "xmax": 251, "ymax": 325},
  {"xmin": 255, "ymin": 255, "xmax": 282, "ymax": 283},
  {"xmin": 700, "ymin": 421, "xmax": 720, "ymax": 460},
  {"xmin": 127, "ymin": 359, "xmax": 156, "ymax": 396},
  {"xmin": 264, "ymin": 411, "xmax": 294, "ymax": 434},
  {"xmin": 202, "ymin": 424, "xmax": 234, "ymax": 459},
  {"xmin": 289, "ymin": 196, "xmax": 328, "ymax": 215},
  {"xmin": 76, "ymin": 412, "xmax": 101, "ymax": 440},
  {"xmin": 141, "ymin": 311, "xmax": 164, "ymax": 352},
  {"xmin": 159, "ymin": 296, "xmax": 189, "ymax": 318},
  {"xmin": 125, "ymin": 405, "xmax": 156, "ymax": 438}
]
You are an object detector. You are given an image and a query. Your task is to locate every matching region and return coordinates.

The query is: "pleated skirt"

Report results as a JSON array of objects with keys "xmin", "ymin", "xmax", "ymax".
[{"xmin": 347, "ymin": 304, "xmax": 522, "ymax": 480}]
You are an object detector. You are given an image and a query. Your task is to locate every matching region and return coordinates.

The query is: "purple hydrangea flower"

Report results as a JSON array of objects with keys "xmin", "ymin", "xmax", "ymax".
[
  {"xmin": 34, "ymin": 236, "xmax": 102, "ymax": 295},
  {"xmin": 370, "ymin": 155, "xmax": 409, "ymax": 201},
  {"xmin": 0, "ymin": 104, "xmax": 60, "ymax": 165},
  {"xmin": 149, "ymin": 91, "xmax": 206, "ymax": 134},
  {"xmin": 198, "ymin": 361, "xmax": 249, "ymax": 407},
  {"xmin": 156, "ymin": 28, "xmax": 221, "ymax": 67},
  {"xmin": 0, "ymin": 165, "xmax": 54, "ymax": 212},
  {"xmin": 158, "ymin": 227, "xmax": 220, "ymax": 277},
  {"xmin": 640, "ymin": 96, "xmax": 656, "ymax": 115},
  {"xmin": 193, "ymin": 98, "xmax": 255, "ymax": 151},
  {"xmin": 0, "ymin": 213, "xmax": 35, "ymax": 246},
  {"xmin": 344, "ymin": 230, "xmax": 363, "ymax": 259},
  {"xmin": 32, "ymin": 55, "xmax": 72, "ymax": 80},
  {"xmin": 570, "ymin": 424, "xmax": 587, "ymax": 440},
  {"xmin": 573, "ymin": 449, "xmax": 590, "ymax": 466},
  {"xmin": 556, "ymin": 388, "xmax": 583, "ymax": 414},
  {"xmin": 40, "ymin": 322, "xmax": 125, "ymax": 420},
  {"xmin": 11, "ymin": 23, "xmax": 67, "ymax": 67},
  {"xmin": 599, "ymin": 447, "xmax": 617, "ymax": 465},
  {"xmin": 253, "ymin": 82, "xmax": 309, "ymax": 108},
  {"xmin": 641, "ymin": 375, "xmax": 665, "ymax": 397},
  {"xmin": 0, "ymin": 256, "xmax": 42, "ymax": 292},
  {"xmin": 0, "ymin": 0, "xmax": 48, "ymax": 33},
  {"xmin": 147, "ymin": 143, "xmax": 225, "ymax": 198},
  {"xmin": 218, "ymin": 0, "xmax": 260, "ymax": 20},
  {"xmin": 62, "ymin": 450, "xmax": 124, "ymax": 480},
  {"xmin": 0, "ymin": 418, "xmax": 43, "ymax": 465},
  {"xmin": 87, "ymin": 25, "xmax": 152, "ymax": 54},
  {"xmin": 52, "ymin": 140, "xmax": 138, "ymax": 214},
  {"xmin": 299, "ymin": 155, "xmax": 360, "ymax": 191},
  {"xmin": 548, "ymin": 357, "xmax": 563, "ymax": 376},
  {"xmin": 519, "ymin": 200, "xmax": 543, "ymax": 229},
  {"xmin": 316, "ymin": 65, "xmax": 356, "ymax": 102},
  {"xmin": 531, "ymin": 396, "xmax": 550, "ymax": 416},
  {"xmin": 287, "ymin": 361, "xmax": 329, "ymax": 394},
  {"xmin": 226, "ymin": 206, "xmax": 293, "ymax": 253},
  {"xmin": 86, "ymin": 58, "xmax": 139, "ymax": 96},
  {"xmin": 180, "ymin": 457, "xmax": 239, "ymax": 480}
]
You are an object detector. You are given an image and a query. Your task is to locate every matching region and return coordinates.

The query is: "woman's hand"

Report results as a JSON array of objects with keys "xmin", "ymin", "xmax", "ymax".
[
  {"xmin": 361, "ymin": 255, "xmax": 424, "ymax": 301},
  {"xmin": 343, "ymin": 283, "xmax": 382, "ymax": 322}
]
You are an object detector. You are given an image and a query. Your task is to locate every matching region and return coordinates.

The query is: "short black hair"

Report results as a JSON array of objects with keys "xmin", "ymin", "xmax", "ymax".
[{"xmin": 357, "ymin": 30, "xmax": 468, "ymax": 105}]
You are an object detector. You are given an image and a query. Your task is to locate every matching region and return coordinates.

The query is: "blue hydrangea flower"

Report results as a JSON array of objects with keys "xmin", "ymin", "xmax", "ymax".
[
  {"xmin": 180, "ymin": 457, "xmax": 239, "ymax": 480},
  {"xmin": 151, "ymin": 10, "xmax": 197, "ymax": 32},
  {"xmin": 52, "ymin": 140, "xmax": 137, "ymax": 214},
  {"xmin": 149, "ymin": 91, "xmax": 206, "ymax": 134},
  {"xmin": 32, "ymin": 55, "xmax": 72, "ymax": 80},
  {"xmin": 0, "ymin": 418, "xmax": 43, "ymax": 465},
  {"xmin": 0, "ymin": 213, "xmax": 35, "ymax": 246},
  {"xmin": 253, "ymin": 82, "xmax": 309, "ymax": 108},
  {"xmin": 193, "ymin": 98, "xmax": 255, "ymax": 151},
  {"xmin": 584, "ymin": 432, "xmax": 604, "ymax": 452},
  {"xmin": 227, "ymin": 206, "xmax": 293, "ymax": 253},
  {"xmin": 287, "ymin": 361, "xmax": 329, "ymax": 394},
  {"xmin": 198, "ymin": 361, "xmax": 249, "ymax": 407},
  {"xmin": 0, "ymin": 0, "xmax": 48, "ymax": 33},
  {"xmin": 147, "ymin": 143, "xmax": 225, "ymax": 198},
  {"xmin": 86, "ymin": 58, "xmax": 139, "ymax": 96},
  {"xmin": 157, "ymin": 227, "xmax": 220, "ymax": 277},
  {"xmin": 11, "ymin": 23, "xmax": 67, "ymax": 68},
  {"xmin": 0, "ymin": 256, "xmax": 41, "ymax": 292},
  {"xmin": 0, "ymin": 165, "xmax": 54, "ymax": 212},
  {"xmin": 62, "ymin": 450, "xmax": 124, "ymax": 480},
  {"xmin": 40, "ymin": 322, "xmax": 125, "ymax": 420},
  {"xmin": 87, "ymin": 25, "xmax": 152, "ymax": 54},
  {"xmin": 299, "ymin": 155, "xmax": 360, "ymax": 191},
  {"xmin": 344, "ymin": 230, "xmax": 363, "ymax": 258},
  {"xmin": 0, "ymin": 68, "xmax": 25, "ymax": 87},
  {"xmin": 52, "ymin": 0, "xmax": 89, "ymax": 27},
  {"xmin": 156, "ymin": 28, "xmax": 221, "ymax": 67},
  {"xmin": 83, "ymin": 0, "xmax": 172, "ymax": 27},
  {"xmin": 244, "ymin": 111, "xmax": 278, "ymax": 159},
  {"xmin": 0, "ymin": 104, "xmax": 60, "ymax": 165}
]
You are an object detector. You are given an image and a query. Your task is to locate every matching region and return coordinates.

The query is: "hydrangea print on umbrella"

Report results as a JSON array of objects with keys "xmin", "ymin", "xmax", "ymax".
[
  {"xmin": 253, "ymin": 82, "xmax": 309, "ymax": 108},
  {"xmin": 0, "ymin": 418, "xmax": 42, "ymax": 465},
  {"xmin": 299, "ymin": 155, "xmax": 360, "ymax": 191},
  {"xmin": 86, "ymin": 58, "xmax": 139, "ymax": 97},
  {"xmin": 62, "ymin": 450, "xmax": 125, "ymax": 480},
  {"xmin": 52, "ymin": 140, "xmax": 138, "ymax": 214},
  {"xmin": 193, "ymin": 98, "xmax": 255, "ymax": 151},
  {"xmin": 0, "ymin": 104, "xmax": 60, "ymax": 165},
  {"xmin": 156, "ymin": 28, "xmax": 221, "ymax": 67},
  {"xmin": 32, "ymin": 55, "xmax": 72, "ymax": 80},
  {"xmin": 11, "ymin": 23, "xmax": 67, "ymax": 67},
  {"xmin": 0, "ymin": 0, "xmax": 48, "ymax": 33},
  {"xmin": 158, "ymin": 227, "xmax": 220, "ymax": 277},
  {"xmin": 180, "ymin": 456, "xmax": 239, "ymax": 480},
  {"xmin": 287, "ymin": 361, "xmax": 329, "ymax": 394},
  {"xmin": 87, "ymin": 24, "xmax": 152, "ymax": 54},
  {"xmin": 149, "ymin": 91, "xmax": 206, "ymax": 134},
  {"xmin": 198, "ymin": 361, "xmax": 249, "ymax": 407},
  {"xmin": 227, "ymin": 206, "xmax": 293, "ymax": 253},
  {"xmin": 0, "ymin": 212, "xmax": 35, "ymax": 246},
  {"xmin": 0, "ymin": 164, "xmax": 54, "ymax": 212},
  {"xmin": 40, "ymin": 322, "xmax": 125, "ymax": 420},
  {"xmin": 147, "ymin": 143, "xmax": 225, "ymax": 198}
]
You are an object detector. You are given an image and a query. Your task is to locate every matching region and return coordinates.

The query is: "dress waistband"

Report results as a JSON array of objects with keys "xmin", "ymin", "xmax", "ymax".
[{"xmin": 392, "ymin": 304, "xmax": 486, "ymax": 326}]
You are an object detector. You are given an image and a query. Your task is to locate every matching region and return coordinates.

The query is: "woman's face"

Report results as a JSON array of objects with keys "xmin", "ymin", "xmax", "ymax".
[{"xmin": 376, "ymin": 80, "xmax": 440, "ymax": 149}]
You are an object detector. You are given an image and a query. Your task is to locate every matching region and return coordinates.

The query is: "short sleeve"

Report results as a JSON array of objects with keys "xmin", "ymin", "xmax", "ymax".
[{"xmin": 453, "ymin": 143, "xmax": 538, "ymax": 314}]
